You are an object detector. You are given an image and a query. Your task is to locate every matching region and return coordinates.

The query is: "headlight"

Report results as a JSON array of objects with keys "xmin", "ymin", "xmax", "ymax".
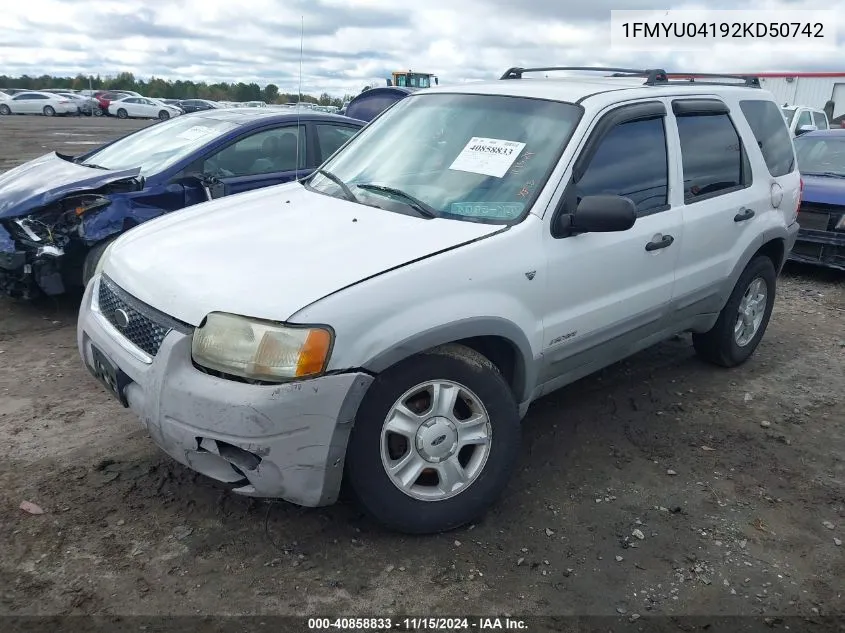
[
  {"xmin": 836, "ymin": 214, "xmax": 845, "ymax": 230},
  {"xmin": 191, "ymin": 312, "xmax": 333, "ymax": 382}
]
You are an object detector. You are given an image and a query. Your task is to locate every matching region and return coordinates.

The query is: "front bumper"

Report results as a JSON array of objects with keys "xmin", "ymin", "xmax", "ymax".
[
  {"xmin": 76, "ymin": 276, "xmax": 374, "ymax": 507},
  {"xmin": 0, "ymin": 225, "xmax": 66, "ymax": 299},
  {"xmin": 788, "ymin": 227, "xmax": 845, "ymax": 271}
]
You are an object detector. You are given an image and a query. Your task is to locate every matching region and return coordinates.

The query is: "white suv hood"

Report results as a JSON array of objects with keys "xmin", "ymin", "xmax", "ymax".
[{"xmin": 103, "ymin": 182, "xmax": 503, "ymax": 326}]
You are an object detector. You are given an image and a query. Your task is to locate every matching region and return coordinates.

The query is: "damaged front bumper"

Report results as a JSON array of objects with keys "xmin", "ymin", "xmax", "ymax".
[
  {"xmin": 788, "ymin": 227, "xmax": 845, "ymax": 271},
  {"xmin": 77, "ymin": 275, "xmax": 374, "ymax": 507},
  {"xmin": 0, "ymin": 223, "xmax": 67, "ymax": 299}
]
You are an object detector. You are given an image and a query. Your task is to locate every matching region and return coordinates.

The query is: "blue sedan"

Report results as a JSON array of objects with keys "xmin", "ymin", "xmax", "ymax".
[{"xmin": 0, "ymin": 109, "xmax": 365, "ymax": 299}]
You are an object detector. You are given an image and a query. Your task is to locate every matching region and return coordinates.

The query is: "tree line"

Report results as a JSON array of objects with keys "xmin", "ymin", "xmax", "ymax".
[{"xmin": 0, "ymin": 72, "xmax": 363, "ymax": 107}]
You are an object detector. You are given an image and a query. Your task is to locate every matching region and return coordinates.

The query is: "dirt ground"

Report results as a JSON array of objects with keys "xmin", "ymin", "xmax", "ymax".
[{"xmin": 0, "ymin": 116, "xmax": 843, "ymax": 625}]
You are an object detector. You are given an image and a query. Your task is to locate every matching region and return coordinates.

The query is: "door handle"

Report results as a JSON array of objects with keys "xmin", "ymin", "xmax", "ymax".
[
  {"xmin": 734, "ymin": 207, "xmax": 755, "ymax": 222},
  {"xmin": 645, "ymin": 234, "xmax": 674, "ymax": 252}
]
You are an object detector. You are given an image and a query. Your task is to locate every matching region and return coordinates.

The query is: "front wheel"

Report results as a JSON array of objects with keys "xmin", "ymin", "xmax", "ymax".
[
  {"xmin": 116, "ymin": 108, "xmax": 128, "ymax": 119},
  {"xmin": 693, "ymin": 255, "xmax": 777, "ymax": 367},
  {"xmin": 0, "ymin": 104, "xmax": 10, "ymax": 115},
  {"xmin": 43, "ymin": 105, "xmax": 55, "ymax": 116},
  {"xmin": 81, "ymin": 236, "xmax": 119, "ymax": 288},
  {"xmin": 158, "ymin": 110, "xmax": 170, "ymax": 120},
  {"xmin": 345, "ymin": 343, "xmax": 520, "ymax": 534},
  {"xmin": 93, "ymin": 107, "xmax": 103, "ymax": 117}
]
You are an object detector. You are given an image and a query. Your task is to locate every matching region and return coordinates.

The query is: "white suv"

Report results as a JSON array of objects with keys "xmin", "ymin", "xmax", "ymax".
[{"xmin": 77, "ymin": 67, "xmax": 800, "ymax": 534}]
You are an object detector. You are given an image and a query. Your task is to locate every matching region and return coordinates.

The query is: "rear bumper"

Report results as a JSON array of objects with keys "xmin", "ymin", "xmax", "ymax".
[{"xmin": 788, "ymin": 227, "xmax": 845, "ymax": 271}]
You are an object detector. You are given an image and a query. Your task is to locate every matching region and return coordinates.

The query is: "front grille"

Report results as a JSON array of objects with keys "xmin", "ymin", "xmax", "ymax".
[{"xmin": 97, "ymin": 275, "xmax": 190, "ymax": 357}]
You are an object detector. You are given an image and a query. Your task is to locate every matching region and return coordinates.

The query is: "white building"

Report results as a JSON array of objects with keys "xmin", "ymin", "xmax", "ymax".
[{"xmin": 752, "ymin": 72, "xmax": 845, "ymax": 119}]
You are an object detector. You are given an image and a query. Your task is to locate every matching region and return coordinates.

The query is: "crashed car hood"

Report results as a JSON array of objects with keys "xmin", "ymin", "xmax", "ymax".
[
  {"xmin": 0, "ymin": 152, "xmax": 141, "ymax": 219},
  {"xmin": 104, "ymin": 182, "xmax": 504, "ymax": 326}
]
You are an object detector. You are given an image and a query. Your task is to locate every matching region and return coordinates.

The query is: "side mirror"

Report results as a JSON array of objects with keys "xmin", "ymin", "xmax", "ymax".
[
  {"xmin": 796, "ymin": 124, "xmax": 817, "ymax": 135},
  {"xmin": 555, "ymin": 195, "xmax": 637, "ymax": 236}
]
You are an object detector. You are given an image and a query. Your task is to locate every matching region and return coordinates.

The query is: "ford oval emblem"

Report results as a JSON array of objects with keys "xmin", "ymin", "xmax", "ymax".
[
  {"xmin": 431, "ymin": 434, "xmax": 447, "ymax": 447},
  {"xmin": 113, "ymin": 308, "xmax": 130, "ymax": 329}
]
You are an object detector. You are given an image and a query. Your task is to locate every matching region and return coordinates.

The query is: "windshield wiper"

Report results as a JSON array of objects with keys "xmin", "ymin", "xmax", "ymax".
[
  {"xmin": 81, "ymin": 162, "xmax": 109, "ymax": 170},
  {"xmin": 312, "ymin": 168, "xmax": 358, "ymax": 203},
  {"xmin": 355, "ymin": 183, "xmax": 437, "ymax": 218}
]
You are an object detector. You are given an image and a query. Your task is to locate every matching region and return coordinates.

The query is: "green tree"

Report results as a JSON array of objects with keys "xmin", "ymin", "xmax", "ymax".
[{"xmin": 263, "ymin": 83, "xmax": 279, "ymax": 103}]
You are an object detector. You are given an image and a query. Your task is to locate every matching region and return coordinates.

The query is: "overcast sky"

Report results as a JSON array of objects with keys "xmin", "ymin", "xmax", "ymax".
[{"xmin": 3, "ymin": 0, "xmax": 843, "ymax": 96}]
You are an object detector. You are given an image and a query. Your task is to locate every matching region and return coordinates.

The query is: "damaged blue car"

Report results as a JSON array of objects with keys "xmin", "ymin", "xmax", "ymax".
[{"xmin": 0, "ymin": 108, "xmax": 365, "ymax": 299}]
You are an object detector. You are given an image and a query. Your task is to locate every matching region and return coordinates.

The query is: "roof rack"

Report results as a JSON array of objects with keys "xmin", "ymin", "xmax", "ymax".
[
  {"xmin": 663, "ymin": 72, "xmax": 761, "ymax": 88},
  {"xmin": 499, "ymin": 66, "xmax": 760, "ymax": 88},
  {"xmin": 500, "ymin": 66, "xmax": 669, "ymax": 85}
]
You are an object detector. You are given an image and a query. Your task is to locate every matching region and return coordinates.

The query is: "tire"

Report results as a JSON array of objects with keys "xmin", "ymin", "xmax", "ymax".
[
  {"xmin": 93, "ymin": 107, "xmax": 103, "ymax": 117},
  {"xmin": 0, "ymin": 104, "xmax": 10, "ymax": 115},
  {"xmin": 116, "ymin": 108, "xmax": 128, "ymax": 119},
  {"xmin": 158, "ymin": 110, "xmax": 170, "ymax": 120},
  {"xmin": 43, "ymin": 105, "xmax": 55, "ymax": 116},
  {"xmin": 693, "ymin": 255, "xmax": 777, "ymax": 367},
  {"xmin": 82, "ymin": 237, "xmax": 118, "ymax": 287},
  {"xmin": 345, "ymin": 343, "xmax": 520, "ymax": 534}
]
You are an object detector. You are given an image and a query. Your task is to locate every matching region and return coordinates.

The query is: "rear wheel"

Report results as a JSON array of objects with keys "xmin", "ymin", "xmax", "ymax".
[
  {"xmin": 345, "ymin": 343, "xmax": 521, "ymax": 534},
  {"xmin": 116, "ymin": 108, "xmax": 128, "ymax": 119},
  {"xmin": 43, "ymin": 105, "xmax": 55, "ymax": 116},
  {"xmin": 0, "ymin": 104, "xmax": 10, "ymax": 115},
  {"xmin": 93, "ymin": 107, "xmax": 103, "ymax": 117},
  {"xmin": 158, "ymin": 110, "xmax": 170, "ymax": 120},
  {"xmin": 693, "ymin": 255, "xmax": 777, "ymax": 367}
]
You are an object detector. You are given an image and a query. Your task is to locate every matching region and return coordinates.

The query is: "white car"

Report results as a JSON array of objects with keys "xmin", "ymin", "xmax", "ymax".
[
  {"xmin": 781, "ymin": 104, "xmax": 830, "ymax": 136},
  {"xmin": 78, "ymin": 67, "xmax": 800, "ymax": 534},
  {"xmin": 0, "ymin": 91, "xmax": 78, "ymax": 116},
  {"xmin": 108, "ymin": 96, "xmax": 182, "ymax": 120}
]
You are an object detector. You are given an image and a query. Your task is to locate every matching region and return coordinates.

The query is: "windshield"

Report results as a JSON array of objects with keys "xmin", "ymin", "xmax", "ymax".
[
  {"xmin": 81, "ymin": 116, "xmax": 238, "ymax": 176},
  {"xmin": 794, "ymin": 135, "xmax": 845, "ymax": 176},
  {"xmin": 307, "ymin": 93, "xmax": 583, "ymax": 223},
  {"xmin": 782, "ymin": 108, "xmax": 796, "ymax": 125}
]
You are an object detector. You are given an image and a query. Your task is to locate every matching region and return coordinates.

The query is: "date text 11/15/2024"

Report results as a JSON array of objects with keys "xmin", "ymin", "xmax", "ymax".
[{"xmin": 307, "ymin": 617, "xmax": 529, "ymax": 630}]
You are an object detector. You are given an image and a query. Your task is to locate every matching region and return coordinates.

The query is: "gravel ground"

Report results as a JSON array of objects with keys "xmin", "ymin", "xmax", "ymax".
[{"xmin": 0, "ymin": 116, "xmax": 843, "ymax": 627}]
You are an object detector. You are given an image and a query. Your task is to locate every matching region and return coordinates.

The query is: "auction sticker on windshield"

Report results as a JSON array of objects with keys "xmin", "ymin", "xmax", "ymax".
[{"xmin": 449, "ymin": 137, "xmax": 527, "ymax": 178}]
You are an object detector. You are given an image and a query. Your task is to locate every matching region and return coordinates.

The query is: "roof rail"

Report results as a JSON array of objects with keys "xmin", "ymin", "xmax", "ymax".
[
  {"xmin": 499, "ymin": 66, "xmax": 761, "ymax": 88},
  {"xmin": 500, "ymin": 66, "xmax": 669, "ymax": 85},
  {"xmin": 662, "ymin": 73, "xmax": 761, "ymax": 88}
]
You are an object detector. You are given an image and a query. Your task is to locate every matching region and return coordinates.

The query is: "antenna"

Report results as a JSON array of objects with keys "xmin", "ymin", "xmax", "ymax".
[{"xmin": 295, "ymin": 15, "xmax": 303, "ymax": 179}]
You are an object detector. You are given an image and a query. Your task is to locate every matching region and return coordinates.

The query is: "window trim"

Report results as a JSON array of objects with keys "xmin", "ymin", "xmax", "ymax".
[
  {"xmin": 673, "ymin": 102, "xmax": 753, "ymax": 206},
  {"xmin": 551, "ymin": 101, "xmax": 670, "ymax": 239}
]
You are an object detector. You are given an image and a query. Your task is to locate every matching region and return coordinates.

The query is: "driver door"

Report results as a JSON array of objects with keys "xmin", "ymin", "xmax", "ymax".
[
  {"xmin": 196, "ymin": 124, "xmax": 308, "ymax": 196},
  {"xmin": 538, "ymin": 102, "xmax": 682, "ymax": 390}
]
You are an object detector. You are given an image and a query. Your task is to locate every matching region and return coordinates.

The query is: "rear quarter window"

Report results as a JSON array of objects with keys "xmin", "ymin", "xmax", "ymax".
[{"xmin": 739, "ymin": 100, "xmax": 795, "ymax": 177}]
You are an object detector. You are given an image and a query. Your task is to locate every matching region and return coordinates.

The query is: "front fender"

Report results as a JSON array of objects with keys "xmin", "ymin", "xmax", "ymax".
[
  {"xmin": 361, "ymin": 314, "xmax": 537, "ymax": 404},
  {"xmin": 80, "ymin": 185, "xmax": 185, "ymax": 244}
]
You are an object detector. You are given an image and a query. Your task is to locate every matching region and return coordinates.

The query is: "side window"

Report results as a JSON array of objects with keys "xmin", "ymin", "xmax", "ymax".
[
  {"xmin": 739, "ymin": 100, "xmax": 795, "ymax": 177},
  {"xmin": 676, "ymin": 113, "xmax": 748, "ymax": 202},
  {"xmin": 796, "ymin": 110, "xmax": 812, "ymax": 128},
  {"xmin": 813, "ymin": 111, "xmax": 828, "ymax": 129},
  {"xmin": 201, "ymin": 126, "xmax": 305, "ymax": 177},
  {"xmin": 315, "ymin": 124, "xmax": 358, "ymax": 161},
  {"xmin": 573, "ymin": 117, "xmax": 669, "ymax": 216}
]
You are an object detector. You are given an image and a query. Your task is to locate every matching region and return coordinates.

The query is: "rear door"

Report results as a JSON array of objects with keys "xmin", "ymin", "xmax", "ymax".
[
  {"xmin": 669, "ymin": 97, "xmax": 790, "ymax": 319},
  {"xmin": 193, "ymin": 124, "xmax": 309, "ymax": 195},
  {"xmin": 314, "ymin": 122, "xmax": 361, "ymax": 164}
]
